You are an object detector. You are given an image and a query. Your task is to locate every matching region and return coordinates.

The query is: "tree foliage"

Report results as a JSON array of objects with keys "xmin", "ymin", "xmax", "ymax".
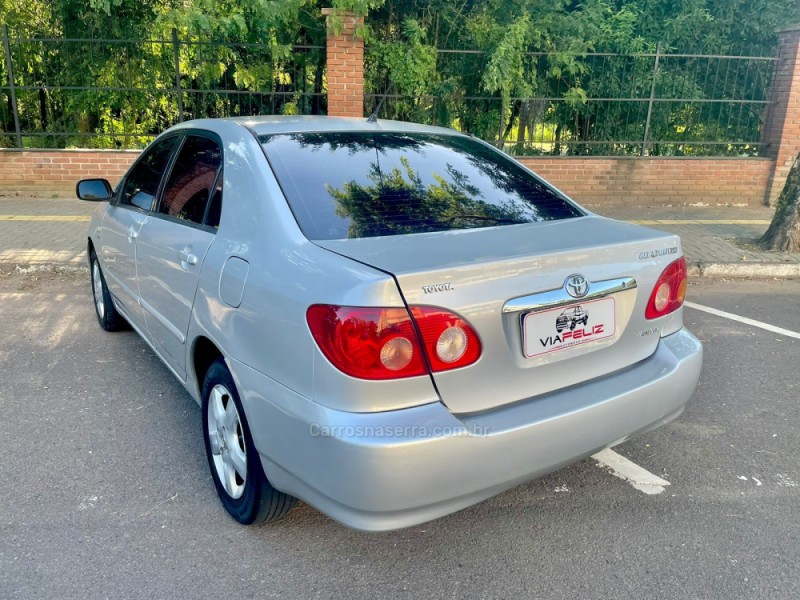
[
  {"xmin": 364, "ymin": 0, "xmax": 799, "ymax": 154},
  {"xmin": 1, "ymin": 0, "xmax": 798, "ymax": 151}
]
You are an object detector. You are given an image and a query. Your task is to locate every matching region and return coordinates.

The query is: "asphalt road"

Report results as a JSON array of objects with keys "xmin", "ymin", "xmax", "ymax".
[{"xmin": 1, "ymin": 269, "xmax": 799, "ymax": 600}]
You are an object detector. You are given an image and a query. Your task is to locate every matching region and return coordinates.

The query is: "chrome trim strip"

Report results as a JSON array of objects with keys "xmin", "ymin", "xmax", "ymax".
[{"xmin": 502, "ymin": 277, "xmax": 638, "ymax": 314}]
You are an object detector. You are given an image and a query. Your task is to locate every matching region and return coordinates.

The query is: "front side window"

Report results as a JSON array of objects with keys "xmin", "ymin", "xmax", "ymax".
[
  {"xmin": 261, "ymin": 132, "xmax": 582, "ymax": 240},
  {"xmin": 159, "ymin": 135, "xmax": 223, "ymax": 227},
  {"xmin": 120, "ymin": 136, "xmax": 179, "ymax": 211}
]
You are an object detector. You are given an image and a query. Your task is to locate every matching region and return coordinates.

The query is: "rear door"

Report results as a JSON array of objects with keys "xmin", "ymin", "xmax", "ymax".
[
  {"xmin": 136, "ymin": 133, "xmax": 223, "ymax": 380},
  {"xmin": 100, "ymin": 135, "xmax": 179, "ymax": 327}
]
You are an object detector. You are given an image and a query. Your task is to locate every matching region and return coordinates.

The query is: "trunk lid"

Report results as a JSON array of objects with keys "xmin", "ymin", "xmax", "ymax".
[{"xmin": 316, "ymin": 215, "xmax": 683, "ymax": 414}]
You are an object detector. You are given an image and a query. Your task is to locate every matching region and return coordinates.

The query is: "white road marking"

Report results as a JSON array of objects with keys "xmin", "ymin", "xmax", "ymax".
[
  {"xmin": 592, "ymin": 448, "xmax": 671, "ymax": 495},
  {"xmin": 685, "ymin": 301, "xmax": 800, "ymax": 340}
]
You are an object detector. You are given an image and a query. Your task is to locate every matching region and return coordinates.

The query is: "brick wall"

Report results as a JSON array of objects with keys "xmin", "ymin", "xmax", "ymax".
[
  {"xmin": 762, "ymin": 25, "xmax": 800, "ymax": 205},
  {"xmin": 0, "ymin": 149, "xmax": 772, "ymax": 207},
  {"xmin": 321, "ymin": 9, "xmax": 364, "ymax": 118},
  {"xmin": 0, "ymin": 150, "xmax": 139, "ymax": 196},
  {"xmin": 518, "ymin": 157, "xmax": 774, "ymax": 206}
]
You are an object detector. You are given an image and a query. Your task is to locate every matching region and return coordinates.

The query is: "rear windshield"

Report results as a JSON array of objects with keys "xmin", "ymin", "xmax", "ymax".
[{"xmin": 260, "ymin": 132, "xmax": 582, "ymax": 240}]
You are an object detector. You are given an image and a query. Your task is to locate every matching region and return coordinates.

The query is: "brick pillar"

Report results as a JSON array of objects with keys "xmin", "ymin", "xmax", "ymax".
[
  {"xmin": 322, "ymin": 8, "xmax": 364, "ymax": 118},
  {"xmin": 763, "ymin": 24, "xmax": 800, "ymax": 205}
]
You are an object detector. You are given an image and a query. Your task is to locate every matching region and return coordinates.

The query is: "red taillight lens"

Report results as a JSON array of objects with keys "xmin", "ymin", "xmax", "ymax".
[
  {"xmin": 306, "ymin": 304, "xmax": 482, "ymax": 380},
  {"xmin": 410, "ymin": 306, "xmax": 482, "ymax": 372},
  {"xmin": 645, "ymin": 257, "xmax": 688, "ymax": 319},
  {"xmin": 306, "ymin": 305, "xmax": 427, "ymax": 380}
]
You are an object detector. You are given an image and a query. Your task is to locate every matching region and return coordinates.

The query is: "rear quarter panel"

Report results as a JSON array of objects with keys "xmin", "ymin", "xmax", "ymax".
[{"xmin": 182, "ymin": 120, "xmax": 439, "ymax": 412}]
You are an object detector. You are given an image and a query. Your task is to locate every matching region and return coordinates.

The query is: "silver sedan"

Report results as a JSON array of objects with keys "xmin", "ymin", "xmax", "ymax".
[{"xmin": 78, "ymin": 116, "xmax": 702, "ymax": 531}]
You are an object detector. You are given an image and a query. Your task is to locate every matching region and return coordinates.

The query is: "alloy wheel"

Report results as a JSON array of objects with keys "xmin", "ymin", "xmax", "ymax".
[
  {"xmin": 92, "ymin": 261, "xmax": 105, "ymax": 320},
  {"xmin": 207, "ymin": 384, "xmax": 247, "ymax": 499}
]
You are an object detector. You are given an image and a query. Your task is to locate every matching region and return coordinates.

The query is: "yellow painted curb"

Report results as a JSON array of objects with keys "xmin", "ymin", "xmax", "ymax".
[{"xmin": 0, "ymin": 215, "xmax": 91, "ymax": 222}]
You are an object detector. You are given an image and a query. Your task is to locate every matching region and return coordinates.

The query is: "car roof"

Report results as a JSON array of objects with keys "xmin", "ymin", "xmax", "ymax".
[{"xmin": 216, "ymin": 115, "xmax": 469, "ymax": 137}]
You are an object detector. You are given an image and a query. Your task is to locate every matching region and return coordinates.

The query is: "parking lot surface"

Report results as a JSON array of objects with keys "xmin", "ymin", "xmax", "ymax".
[{"xmin": 1, "ymin": 270, "xmax": 799, "ymax": 599}]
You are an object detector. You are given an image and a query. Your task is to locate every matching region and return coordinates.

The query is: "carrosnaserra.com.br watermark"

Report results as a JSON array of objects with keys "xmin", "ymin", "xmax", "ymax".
[{"xmin": 309, "ymin": 423, "xmax": 491, "ymax": 438}]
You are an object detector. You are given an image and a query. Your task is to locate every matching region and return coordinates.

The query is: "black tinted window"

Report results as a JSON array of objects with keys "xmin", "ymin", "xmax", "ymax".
[
  {"xmin": 205, "ymin": 174, "xmax": 223, "ymax": 228},
  {"xmin": 120, "ymin": 136, "xmax": 179, "ymax": 211},
  {"xmin": 261, "ymin": 132, "xmax": 582, "ymax": 240},
  {"xmin": 160, "ymin": 136, "xmax": 222, "ymax": 226}
]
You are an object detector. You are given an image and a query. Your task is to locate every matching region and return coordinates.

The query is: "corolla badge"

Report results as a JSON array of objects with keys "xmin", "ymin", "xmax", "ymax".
[{"xmin": 565, "ymin": 274, "xmax": 590, "ymax": 298}]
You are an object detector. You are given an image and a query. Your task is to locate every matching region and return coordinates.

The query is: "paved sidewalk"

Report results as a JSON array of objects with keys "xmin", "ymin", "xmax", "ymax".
[
  {"xmin": 0, "ymin": 197, "xmax": 95, "ymax": 264},
  {"xmin": 1, "ymin": 196, "xmax": 799, "ymax": 276},
  {"xmin": 593, "ymin": 205, "xmax": 800, "ymax": 277}
]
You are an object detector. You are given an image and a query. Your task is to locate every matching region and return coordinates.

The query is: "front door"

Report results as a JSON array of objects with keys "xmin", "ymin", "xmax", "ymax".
[
  {"xmin": 100, "ymin": 135, "xmax": 179, "ymax": 328},
  {"xmin": 136, "ymin": 134, "xmax": 223, "ymax": 380}
]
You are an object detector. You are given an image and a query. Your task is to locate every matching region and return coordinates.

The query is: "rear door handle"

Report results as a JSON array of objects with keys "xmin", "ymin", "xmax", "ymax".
[
  {"xmin": 127, "ymin": 227, "xmax": 138, "ymax": 242},
  {"xmin": 179, "ymin": 248, "xmax": 198, "ymax": 268}
]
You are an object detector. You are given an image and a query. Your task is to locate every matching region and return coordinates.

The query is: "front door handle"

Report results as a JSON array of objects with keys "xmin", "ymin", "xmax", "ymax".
[
  {"xmin": 179, "ymin": 248, "xmax": 198, "ymax": 268},
  {"xmin": 127, "ymin": 227, "xmax": 138, "ymax": 242}
]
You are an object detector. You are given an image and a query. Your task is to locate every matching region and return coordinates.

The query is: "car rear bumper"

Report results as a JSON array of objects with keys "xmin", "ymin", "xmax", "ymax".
[{"xmin": 231, "ymin": 327, "xmax": 702, "ymax": 532}]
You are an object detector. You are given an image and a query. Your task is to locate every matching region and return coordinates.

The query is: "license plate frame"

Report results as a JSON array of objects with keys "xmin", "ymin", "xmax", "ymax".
[{"xmin": 522, "ymin": 296, "xmax": 617, "ymax": 358}]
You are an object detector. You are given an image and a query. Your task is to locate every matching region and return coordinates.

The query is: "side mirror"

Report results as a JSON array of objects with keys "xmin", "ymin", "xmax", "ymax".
[{"xmin": 76, "ymin": 178, "xmax": 113, "ymax": 201}]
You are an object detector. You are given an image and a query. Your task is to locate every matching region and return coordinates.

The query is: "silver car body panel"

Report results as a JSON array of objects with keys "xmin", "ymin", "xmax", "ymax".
[{"xmin": 87, "ymin": 116, "xmax": 702, "ymax": 530}]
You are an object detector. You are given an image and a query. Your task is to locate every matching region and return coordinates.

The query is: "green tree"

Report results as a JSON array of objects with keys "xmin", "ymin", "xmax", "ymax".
[
  {"xmin": 365, "ymin": 0, "xmax": 798, "ymax": 155},
  {"xmin": 3, "ymin": 0, "xmax": 799, "ymax": 152}
]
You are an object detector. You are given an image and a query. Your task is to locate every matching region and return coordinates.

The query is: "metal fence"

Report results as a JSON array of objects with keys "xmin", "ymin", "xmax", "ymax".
[
  {"xmin": 366, "ymin": 45, "xmax": 778, "ymax": 157},
  {"xmin": 0, "ymin": 26, "xmax": 325, "ymax": 149},
  {"xmin": 0, "ymin": 27, "xmax": 779, "ymax": 157}
]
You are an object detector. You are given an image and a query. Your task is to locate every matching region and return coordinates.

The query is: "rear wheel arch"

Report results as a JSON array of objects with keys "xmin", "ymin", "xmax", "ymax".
[
  {"xmin": 201, "ymin": 357, "xmax": 297, "ymax": 524},
  {"xmin": 192, "ymin": 336, "xmax": 225, "ymax": 395}
]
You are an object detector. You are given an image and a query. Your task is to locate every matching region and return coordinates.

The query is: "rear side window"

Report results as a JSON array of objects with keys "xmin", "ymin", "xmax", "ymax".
[
  {"xmin": 261, "ymin": 132, "xmax": 581, "ymax": 240},
  {"xmin": 205, "ymin": 175, "xmax": 223, "ymax": 228},
  {"xmin": 159, "ymin": 135, "xmax": 223, "ymax": 227},
  {"xmin": 120, "ymin": 136, "xmax": 179, "ymax": 211}
]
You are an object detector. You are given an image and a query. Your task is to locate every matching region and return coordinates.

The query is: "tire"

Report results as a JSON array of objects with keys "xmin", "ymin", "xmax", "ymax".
[
  {"xmin": 90, "ymin": 250, "xmax": 125, "ymax": 332},
  {"xmin": 201, "ymin": 358, "xmax": 296, "ymax": 525}
]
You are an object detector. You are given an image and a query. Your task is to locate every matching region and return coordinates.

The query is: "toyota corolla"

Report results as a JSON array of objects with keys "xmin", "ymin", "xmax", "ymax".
[{"xmin": 77, "ymin": 116, "xmax": 703, "ymax": 531}]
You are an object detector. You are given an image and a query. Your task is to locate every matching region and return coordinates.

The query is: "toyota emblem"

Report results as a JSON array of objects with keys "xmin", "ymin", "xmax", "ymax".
[{"xmin": 565, "ymin": 274, "xmax": 589, "ymax": 298}]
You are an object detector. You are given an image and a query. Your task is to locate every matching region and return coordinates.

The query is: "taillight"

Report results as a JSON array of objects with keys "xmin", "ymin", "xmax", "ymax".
[
  {"xmin": 645, "ymin": 257, "xmax": 687, "ymax": 319},
  {"xmin": 306, "ymin": 305, "xmax": 482, "ymax": 380},
  {"xmin": 306, "ymin": 305, "xmax": 427, "ymax": 380},
  {"xmin": 410, "ymin": 306, "xmax": 482, "ymax": 372}
]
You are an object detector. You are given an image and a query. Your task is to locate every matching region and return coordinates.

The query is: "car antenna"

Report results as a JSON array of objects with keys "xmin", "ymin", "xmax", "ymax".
[{"xmin": 367, "ymin": 80, "xmax": 396, "ymax": 123}]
